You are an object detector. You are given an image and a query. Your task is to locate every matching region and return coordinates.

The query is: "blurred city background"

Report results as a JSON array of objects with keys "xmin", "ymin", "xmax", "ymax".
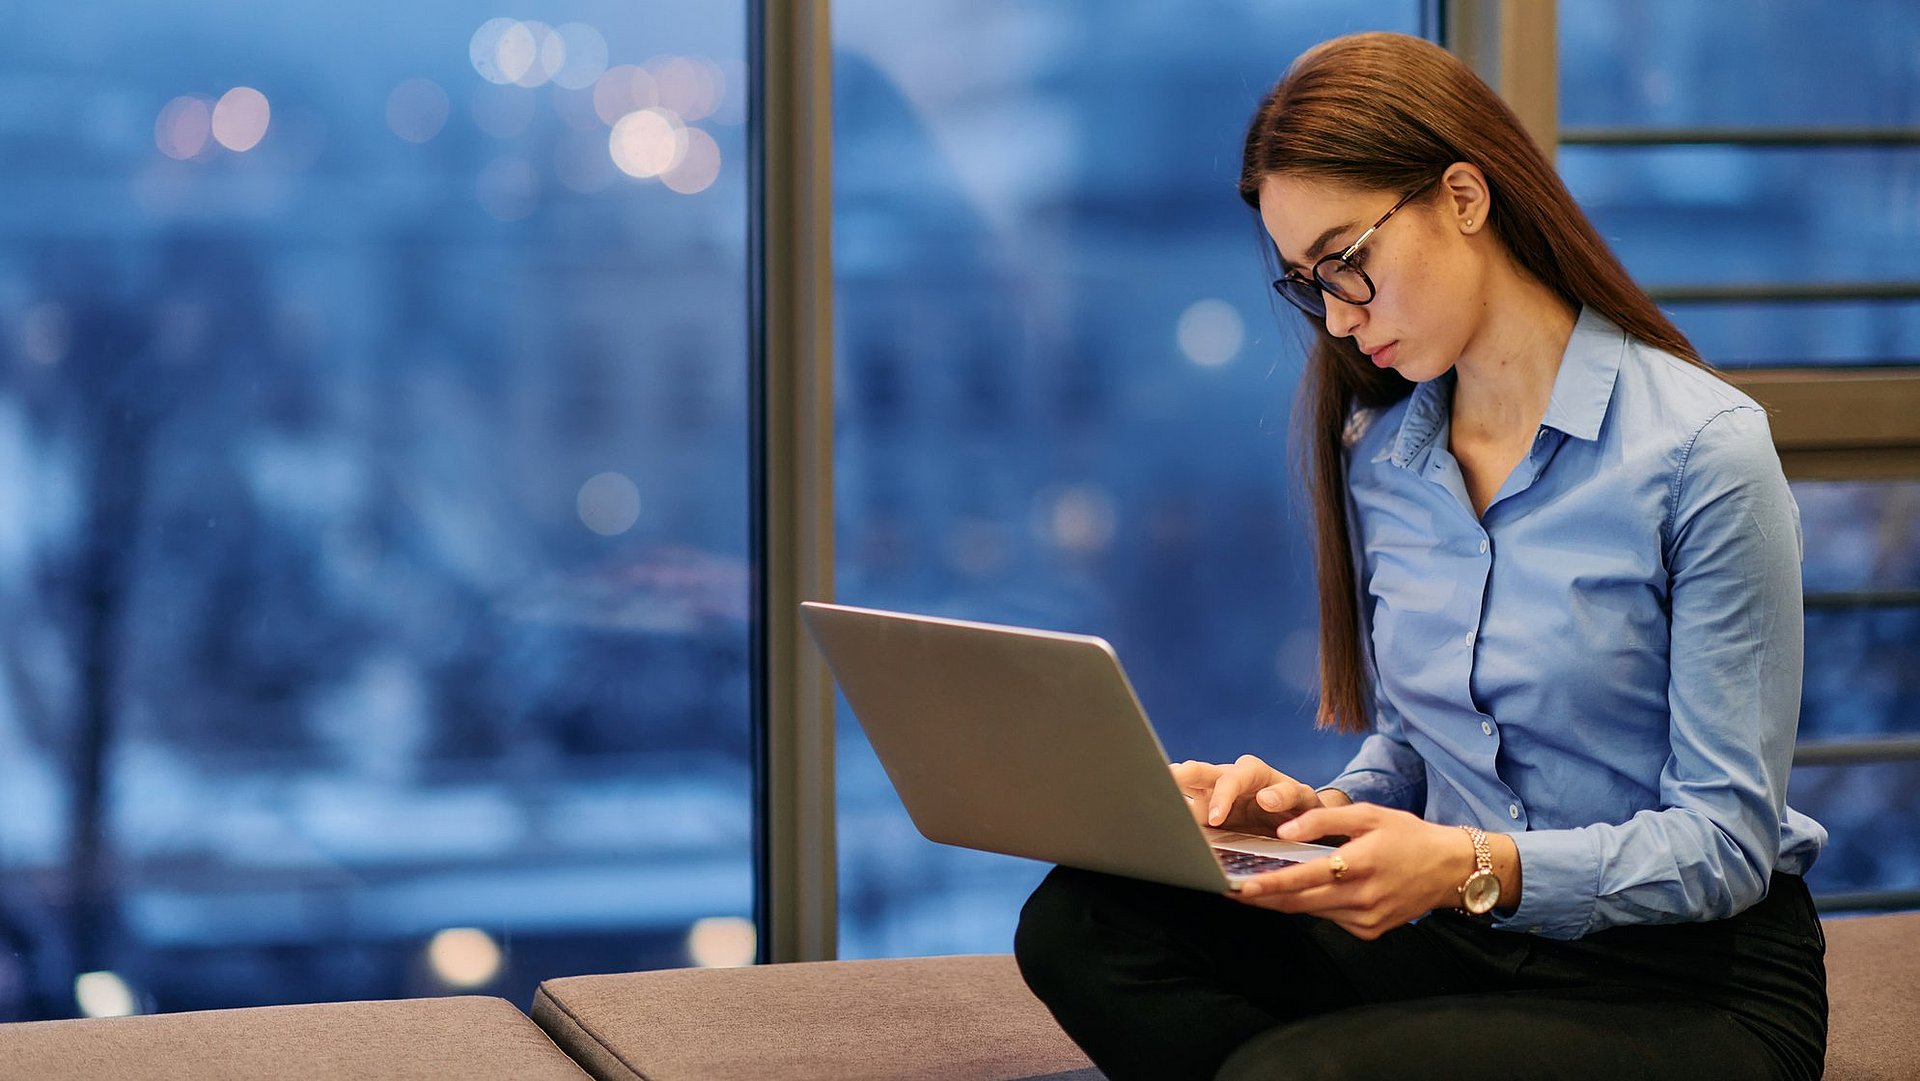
[{"xmin": 0, "ymin": 0, "xmax": 1913, "ymax": 1020}]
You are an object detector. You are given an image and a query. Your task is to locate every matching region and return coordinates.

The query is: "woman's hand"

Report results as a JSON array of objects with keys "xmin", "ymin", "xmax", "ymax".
[
  {"xmin": 1169, "ymin": 754, "xmax": 1335, "ymax": 836},
  {"xmin": 1227, "ymin": 804, "xmax": 1482, "ymax": 940}
]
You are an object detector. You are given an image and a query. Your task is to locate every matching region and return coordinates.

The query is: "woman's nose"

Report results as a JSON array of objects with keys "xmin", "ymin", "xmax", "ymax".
[{"xmin": 1322, "ymin": 294, "xmax": 1365, "ymax": 338}]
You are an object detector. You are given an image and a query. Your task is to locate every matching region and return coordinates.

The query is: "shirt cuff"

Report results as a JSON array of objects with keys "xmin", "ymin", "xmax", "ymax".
[
  {"xmin": 1495, "ymin": 828, "xmax": 1603, "ymax": 940},
  {"xmin": 1322, "ymin": 769, "xmax": 1418, "ymax": 812}
]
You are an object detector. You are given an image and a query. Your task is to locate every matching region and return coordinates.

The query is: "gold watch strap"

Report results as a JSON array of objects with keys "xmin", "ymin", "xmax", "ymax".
[
  {"xmin": 1462, "ymin": 825, "xmax": 1492, "ymax": 876},
  {"xmin": 1456, "ymin": 825, "xmax": 1496, "ymax": 914}
]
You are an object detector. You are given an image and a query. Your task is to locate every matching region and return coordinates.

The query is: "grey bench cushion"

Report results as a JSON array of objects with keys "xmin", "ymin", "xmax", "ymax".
[
  {"xmin": 1825, "ymin": 912, "xmax": 1920, "ymax": 1081},
  {"xmin": 0, "ymin": 994, "xmax": 594, "ymax": 1081},
  {"xmin": 533, "ymin": 954, "xmax": 1102, "ymax": 1081}
]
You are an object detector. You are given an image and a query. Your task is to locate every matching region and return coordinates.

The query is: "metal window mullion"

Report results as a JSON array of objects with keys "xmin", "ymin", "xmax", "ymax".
[
  {"xmin": 1562, "ymin": 126, "xmax": 1920, "ymax": 147},
  {"xmin": 1793, "ymin": 737, "xmax": 1920, "ymax": 767},
  {"xmin": 1646, "ymin": 282, "xmax": 1920, "ymax": 304},
  {"xmin": 1813, "ymin": 889, "xmax": 1920, "ymax": 914},
  {"xmin": 1443, "ymin": 0, "xmax": 1558, "ymax": 156},
  {"xmin": 750, "ymin": 0, "xmax": 837, "ymax": 965}
]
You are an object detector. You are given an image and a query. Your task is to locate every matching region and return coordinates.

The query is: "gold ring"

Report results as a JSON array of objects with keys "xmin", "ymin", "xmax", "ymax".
[{"xmin": 1328, "ymin": 854, "xmax": 1348, "ymax": 881}]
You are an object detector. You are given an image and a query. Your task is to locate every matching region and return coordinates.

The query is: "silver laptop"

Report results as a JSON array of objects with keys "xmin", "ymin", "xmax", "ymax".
[{"xmin": 799, "ymin": 601, "xmax": 1337, "ymax": 892}]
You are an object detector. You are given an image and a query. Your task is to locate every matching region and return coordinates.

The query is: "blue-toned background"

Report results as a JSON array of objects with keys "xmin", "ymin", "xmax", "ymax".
[
  {"xmin": 0, "ymin": 0, "xmax": 1914, "ymax": 1020},
  {"xmin": 1, "ymin": 2, "xmax": 754, "ymax": 1019}
]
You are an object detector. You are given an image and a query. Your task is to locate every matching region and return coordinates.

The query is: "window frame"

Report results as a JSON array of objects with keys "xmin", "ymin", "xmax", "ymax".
[{"xmin": 751, "ymin": 0, "xmax": 839, "ymax": 963}]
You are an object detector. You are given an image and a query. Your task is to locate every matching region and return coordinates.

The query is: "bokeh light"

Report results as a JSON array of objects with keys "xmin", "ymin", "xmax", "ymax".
[
  {"xmin": 154, "ymin": 95, "xmax": 212, "ymax": 160},
  {"xmin": 949, "ymin": 518, "xmax": 1010, "ymax": 577},
  {"xmin": 387, "ymin": 78, "xmax": 450, "ymax": 143},
  {"xmin": 593, "ymin": 65, "xmax": 658, "ymax": 127},
  {"xmin": 512, "ymin": 21, "xmax": 567, "ymax": 89},
  {"xmin": 1176, "ymin": 298, "xmax": 1244, "ymax": 367},
  {"xmin": 476, "ymin": 158, "xmax": 539, "ymax": 221},
  {"xmin": 211, "ymin": 87, "xmax": 271, "ymax": 152},
  {"xmin": 21, "ymin": 303, "xmax": 69, "ymax": 366},
  {"xmin": 578, "ymin": 472, "xmax": 641, "ymax": 535},
  {"xmin": 426, "ymin": 928, "xmax": 502, "ymax": 989},
  {"xmin": 651, "ymin": 56, "xmax": 723, "ymax": 122},
  {"xmin": 1043, "ymin": 485, "xmax": 1117, "ymax": 554},
  {"xmin": 609, "ymin": 109, "xmax": 687, "ymax": 179},
  {"xmin": 554, "ymin": 23, "xmax": 609, "ymax": 90},
  {"xmin": 687, "ymin": 916, "xmax": 755, "ymax": 968},
  {"xmin": 469, "ymin": 18, "xmax": 521, "ymax": 85},
  {"xmin": 1276, "ymin": 628, "xmax": 1319, "ymax": 694},
  {"xmin": 661, "ymin": 127, "xmax": 722, "ymax": 195},
  {"xmin": 711, "ymin": 58, "xmax": 747, "ymax": 126},
  {"xmin": 1044, "ymin": 491, "xmax": 1121, "ymax": 556},
  {"xmin": 74, "ymin": 971, "xmax": 138, "ymax": 1018}
]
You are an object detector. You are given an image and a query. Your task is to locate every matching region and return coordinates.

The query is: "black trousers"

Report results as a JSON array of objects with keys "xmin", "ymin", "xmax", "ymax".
[{"xmin": 1014, "ymin": 867, "xmax": 1827, "ymax": 1081}]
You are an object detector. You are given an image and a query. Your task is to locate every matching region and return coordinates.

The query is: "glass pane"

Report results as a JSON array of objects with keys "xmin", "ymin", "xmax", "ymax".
[
  {"xmin": 1557, "ymin": 145, "xmax": 1920, "ymax": 366},
  {"xmin": 0, "ymin": 3, "xmax": 752, "ymax": 1020},
  {"xmin": 1561, "ymin": 0, "xmax": 1920, "ymax": 129},
  {"xmin": 1795, "ymin": 481, "xmax": 1920, "ymax": 743},
  {"xmin": 1559, "ymin": 0, "xmax": 1920, "ymax": 370},
  {"xmin": 831, "ymin": 1, "xmax": 1427, "ymax": 959},
  {"xmin": 1792, "ymin": 760, "xmax": 1920, "ymax": 899},
  {"xmin": 1622, "ymin": 301, "xmax": 1920, "ymax": 369}
]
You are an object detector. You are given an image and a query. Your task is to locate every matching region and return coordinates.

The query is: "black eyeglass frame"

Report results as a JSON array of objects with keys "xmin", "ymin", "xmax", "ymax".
[{"xmin": 1271, "ymin": 177, "xmax": 1441, "ymax": 319}]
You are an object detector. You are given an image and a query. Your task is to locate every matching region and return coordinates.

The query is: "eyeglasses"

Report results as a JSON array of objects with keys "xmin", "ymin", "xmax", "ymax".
[{"xmin": 1272, "ymin": 178, "xmax": 1438, "ymax": 319}]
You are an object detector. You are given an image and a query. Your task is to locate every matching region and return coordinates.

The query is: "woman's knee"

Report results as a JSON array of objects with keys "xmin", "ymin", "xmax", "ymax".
[{"xmin": 1013, "ymin": 866, "xmax": 1103, "ymax": 988}]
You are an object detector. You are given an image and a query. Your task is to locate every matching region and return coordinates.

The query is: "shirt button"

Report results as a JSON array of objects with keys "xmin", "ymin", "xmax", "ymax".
[
  {"xmin": 1464, "ymin": 630, "xmax": 1476, "ymax": 647},
  {"xmin": 1481, "ymin": 721, "xmax": 1493, "ymax": 736},
  {"xmin": 1478, "ymin": 538, "xmax": 1489, "ymax": 555},
  {"xmin": 1508, "ymin": 804, "xmax": 1521, "ymax": 819}
]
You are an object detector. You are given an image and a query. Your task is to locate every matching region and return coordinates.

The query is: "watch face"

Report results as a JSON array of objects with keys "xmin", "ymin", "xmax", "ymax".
[{"xmin": 1463, "ymin": 872, "xmax": 1501, "ymax": 915}]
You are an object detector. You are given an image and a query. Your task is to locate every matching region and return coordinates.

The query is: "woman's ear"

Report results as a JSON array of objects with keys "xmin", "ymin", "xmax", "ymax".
[{"xmin": 1442, "ymin": 162, "xmax": 1491, "ymax": 233}]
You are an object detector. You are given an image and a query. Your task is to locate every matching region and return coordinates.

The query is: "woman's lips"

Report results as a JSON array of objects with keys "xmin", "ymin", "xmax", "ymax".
[{"xmin": 1364, "ymin": 341, "xmax": 1397, "ymax": 367}]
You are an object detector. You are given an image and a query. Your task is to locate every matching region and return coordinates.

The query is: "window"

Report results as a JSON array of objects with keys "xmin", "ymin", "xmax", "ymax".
[
  {"xmin": 830, "ymin": 0, "xmax": 1436, "ymax": 958},
  {"xmin": 0, "ymin": 4, "xmax": 755, "ymax": 1018}
]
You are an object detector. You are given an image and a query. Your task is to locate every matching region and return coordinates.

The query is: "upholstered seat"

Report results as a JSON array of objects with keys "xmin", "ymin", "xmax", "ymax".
[
  {"xmin": 533, "ymin": 954, "xmax": 1102, "ymax": 1081},
  {"xmin": 1824, "ymin": 912, "xmax": 1920, "ymax": 1081},
  {"xmin": 3, "ymin": 913, "xmax": 1913, "ymax": 1079},
  {"xmin": 0, "ymin": 994, "xmax": 594, "ymax": 1081}
]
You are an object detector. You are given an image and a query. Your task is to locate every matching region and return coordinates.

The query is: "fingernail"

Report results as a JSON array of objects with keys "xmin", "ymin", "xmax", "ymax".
[
  {"xmin": 1276, "ymin": 822, "xmax": 1298, "ymax": 839},
  {"xmin": 1207, "ymin": 804, "xmax": 1221, "ymax": 825}
]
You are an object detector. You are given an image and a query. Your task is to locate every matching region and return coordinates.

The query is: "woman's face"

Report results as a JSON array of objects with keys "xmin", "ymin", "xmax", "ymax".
[{"xmin": 1256, "ymin": 170, "xmax": 1484, "ymax": 383}]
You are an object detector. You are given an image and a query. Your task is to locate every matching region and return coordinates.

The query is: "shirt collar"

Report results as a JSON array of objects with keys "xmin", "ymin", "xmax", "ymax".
[
  {"xmin": 1384, "ymin": 306, "xmax": 1624, "ymax": 469},
  {"xmin": 1538, "ymin": 306, "xmax": 1625, "ymax": 442},
  {"xmin": 1386, "ymin": 372, "xmax": 1452, "ymax": 468}
]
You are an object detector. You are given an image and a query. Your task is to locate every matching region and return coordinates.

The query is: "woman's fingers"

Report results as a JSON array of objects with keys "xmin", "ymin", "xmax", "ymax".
[
  {"xmin": 1211, "ymin": 755, "xmax": 1282, "ymax": 825},
  {"xmin": 1253, "ymin": 779, "xmax": 1317, "ymax": 820},
  {"xmin": 1169, "ymin": 755, "xmax": 1307, "ymax": 830},
  {"xmin": 1170, "ymin": 761, "xmax": 1221, "ymax": 825},
  {"xmin": 1276, "ymin": 803, "xmax": 1381, "ymax": 843}
]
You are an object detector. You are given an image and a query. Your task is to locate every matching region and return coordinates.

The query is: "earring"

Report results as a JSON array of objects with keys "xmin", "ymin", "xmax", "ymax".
[{"xmin": 1465, "ymin": 218, "xmax": 1475, "ymax": 228}]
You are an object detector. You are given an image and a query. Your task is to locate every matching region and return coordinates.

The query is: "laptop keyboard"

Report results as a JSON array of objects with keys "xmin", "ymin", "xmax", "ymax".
[{"xmin": 1213, "ymin": 848, "xmax": 1300, "ymax": 876}]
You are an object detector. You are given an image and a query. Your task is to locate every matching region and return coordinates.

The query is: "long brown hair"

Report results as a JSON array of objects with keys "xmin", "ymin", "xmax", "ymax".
[{"xmin": 1238, "ymin": 33, "xmax": 1704, "ymax": 734}]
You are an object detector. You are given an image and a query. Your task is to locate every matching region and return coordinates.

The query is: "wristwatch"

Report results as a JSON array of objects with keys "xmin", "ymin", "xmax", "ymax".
[{"xmin": 1458, "ymin": 825, "xmax": 1500, "ymax": 916}]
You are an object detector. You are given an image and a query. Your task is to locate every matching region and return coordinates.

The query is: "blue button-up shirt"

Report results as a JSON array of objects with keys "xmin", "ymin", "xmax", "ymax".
[{"xmin": 1326, "ymin": 307, "xmax": 1826, "ymax": 940}]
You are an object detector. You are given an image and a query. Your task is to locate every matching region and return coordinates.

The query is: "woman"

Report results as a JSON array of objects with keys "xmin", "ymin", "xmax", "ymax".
[{"xmin": 1013, "ymin": 32, "xmax": 1827, "ymax": 1081}]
